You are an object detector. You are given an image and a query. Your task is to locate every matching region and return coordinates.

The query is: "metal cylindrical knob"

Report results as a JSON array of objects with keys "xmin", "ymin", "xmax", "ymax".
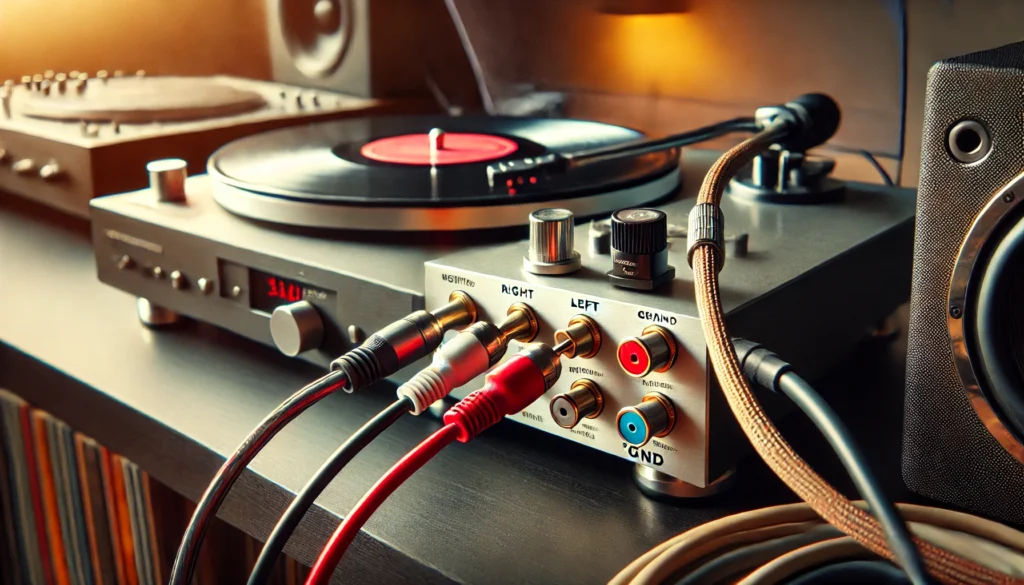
[
  {"xmin": 39, "ymin": 160, "xmax": 61, "ymax": 181},
  {"xmin": 523, "ymin": 208, "xmax": 582, "ymax": 275},
  {"xmin": 550, "ymin": 379, "xmax": 603, "ymax": 429},
  {"xmin": 270, "ymin": 301, "xmax": 324, "ymax": 357},
  {"xmin": 147, "ymin": 159, "xmax": 188, "ymax": 203},
  {"xmin": 11, "ymin": 159, "xmax": 36, "ymax": 175}
]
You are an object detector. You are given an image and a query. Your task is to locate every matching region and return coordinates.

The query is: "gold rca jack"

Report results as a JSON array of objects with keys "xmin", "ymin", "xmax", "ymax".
[
  {"xmin": 499, "ymin": 302, "xmax": 540, "ymax": 346},
  {"xmin": 550, "ymin": 379, "xmax": 603, "ymax": 429},
  {"xmin": 553, "ymin": 315, "xmax": 602, "ymax": 359}
]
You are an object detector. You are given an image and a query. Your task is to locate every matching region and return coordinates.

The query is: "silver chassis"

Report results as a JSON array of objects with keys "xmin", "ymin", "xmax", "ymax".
[{"xmin": 947, "ymin": 170, "xmax": 1024, "ymax": 464}]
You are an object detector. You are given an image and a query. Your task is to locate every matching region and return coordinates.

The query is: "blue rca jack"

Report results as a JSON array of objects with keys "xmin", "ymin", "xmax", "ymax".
[{"xmin": 616, "ymin": 393, "xmax": 675, "ymax": 447}]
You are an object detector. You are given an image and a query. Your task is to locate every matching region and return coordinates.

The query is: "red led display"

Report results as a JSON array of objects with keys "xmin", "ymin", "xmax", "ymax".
[{"xmin": 248, "ymin": 269, "xmax": 334, "ymax": 313}]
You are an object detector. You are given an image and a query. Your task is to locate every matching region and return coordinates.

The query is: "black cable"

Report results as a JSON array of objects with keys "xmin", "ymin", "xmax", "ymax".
[
  {"xmin": 857, "ymin": 149, "xmax": 895, "ymax": 186},
  {"xmin": 247, "ymin": 397, "xmax": 413, "ymax": 585},
  {"xmin": 168, "ymin": 370, "xmax": 348, "ymax": 585},
  {"xmin": 776, "ymin": 373, "xmax": 927, "ymax": 585},
  {"xmin": 732, "ymin": 340, "xmax": 928, "ymax": 585},
  {"xmin": 487, "ymin": 116, "xmax": 759, "ymax": 189},
  {"xmin": 570, "ymin": 117, "xmax": 758, "ymax": 168}
]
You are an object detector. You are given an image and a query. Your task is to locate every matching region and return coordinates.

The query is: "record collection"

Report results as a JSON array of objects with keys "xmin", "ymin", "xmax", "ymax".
[{"xmin": 0, "ymin": 389, "xmax": 307, "ymax": 585}]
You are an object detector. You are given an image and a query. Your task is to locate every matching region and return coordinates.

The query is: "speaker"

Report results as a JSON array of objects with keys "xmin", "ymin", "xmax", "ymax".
[
  {"xmin": 265, "ymin": 0, "xmax": 482, "ymax": 107},
  {"xmin": 904, "ymin": 41, "xmax": 1024, "ymax": 525}
]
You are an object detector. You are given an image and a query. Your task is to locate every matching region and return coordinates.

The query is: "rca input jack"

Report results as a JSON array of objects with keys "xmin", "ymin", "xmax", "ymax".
[
  {"xmin": 616, "ymin": 392, "xmax": 675, "ymax": 447},
  {"xmin": 553, "ymin": 315, "xmax": 601, "ymax": 359},
  {"xmin": 617, "ymin": 325, "xmax": 677, "ymax": 377},
  {"xmin": 503, "ymin": 302, "xmax": 540, "ymax": 344},
  {"xmin": 550, "ymin": 379, "xmax": 603, "ymax": 429}
]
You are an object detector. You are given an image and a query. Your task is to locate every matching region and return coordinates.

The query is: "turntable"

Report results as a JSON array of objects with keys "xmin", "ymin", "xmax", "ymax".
[
  {"xmin": 90, "ymin": 114, "xmax": 683, "ymax": 367},
  {"xmin": 206, "ymin": 115, "xmax": 681, "ymax": 231},
  {"xmin": 0, "ymin": 72, "xmax": 398, "ymax": 216}
]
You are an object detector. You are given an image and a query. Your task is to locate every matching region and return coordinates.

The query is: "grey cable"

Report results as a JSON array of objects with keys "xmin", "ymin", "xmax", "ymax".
[
  {"xmin": 442, "ymin": 0, "xmax": 495, "ymax": 115},
  {"xmin": 732, "ymin": 339, "xmax": 928, "ymax": 585}
]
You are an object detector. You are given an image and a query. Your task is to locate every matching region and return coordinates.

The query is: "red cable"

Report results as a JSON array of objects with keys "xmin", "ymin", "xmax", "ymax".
[{"xmin": 305, "ymin": 423, "xmax": 461, "ymax": 585}]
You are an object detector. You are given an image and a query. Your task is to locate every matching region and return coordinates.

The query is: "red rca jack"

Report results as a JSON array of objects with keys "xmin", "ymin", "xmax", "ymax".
[
  {"xmin": 616, "ymin": 392, "xmax": 676, "ymax": 447},
  {"xmin": 550, "ymin": 379, "xmax": 603, "ymax": 429},
  {"xmin": 617, "ymin": 325, "xmax": 677, "ymax": 377}
]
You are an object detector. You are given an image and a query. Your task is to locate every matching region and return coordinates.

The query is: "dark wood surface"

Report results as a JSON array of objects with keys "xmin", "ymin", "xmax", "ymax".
[{"xmin": 0, "ymin": 194, "xmax": 921, "ymax": 584}]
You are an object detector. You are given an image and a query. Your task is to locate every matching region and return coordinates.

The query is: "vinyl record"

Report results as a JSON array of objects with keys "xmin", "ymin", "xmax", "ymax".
[{"xmin": 209, "ymin": 116, "xmax": 681, "ymax": 231}]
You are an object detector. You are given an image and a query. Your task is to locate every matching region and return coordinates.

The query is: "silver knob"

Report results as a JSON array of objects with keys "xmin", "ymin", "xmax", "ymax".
[
  {"xmin": 270, "ymin": 301, "xmax": 324, "ymax": 357},
  {"xmin": 39, "ymin": 160, "xmax": 61, "ymax": 180},
  {"xmin": 147, "ymin": 159, "xmax": 187, "ymax": 203},
  {"xmin": 523, "ymin": 208, "xmax": 582, "ymax": 275},
  {"xmin": 11, "ymin": 159, "xmax": 35, "ymax": 175}
]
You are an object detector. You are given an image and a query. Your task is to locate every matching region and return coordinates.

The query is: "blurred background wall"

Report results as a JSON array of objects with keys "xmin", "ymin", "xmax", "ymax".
[
  {"xmin": 0, "ymin": 0, "xmax": 271, "ymax": 79},
  {"xmin": 0, "ymin": 0, "xmax": 1020, "ymax": 187}
]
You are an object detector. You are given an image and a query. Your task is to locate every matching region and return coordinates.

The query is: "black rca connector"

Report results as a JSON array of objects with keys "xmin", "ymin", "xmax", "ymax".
[{"xmin": 330, "ymin": 291, "xmax": 477, "ymax": 393}]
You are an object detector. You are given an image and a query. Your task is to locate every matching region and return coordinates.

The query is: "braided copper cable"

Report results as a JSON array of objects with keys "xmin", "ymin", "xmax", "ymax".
[{"xmin": 691, "ymin": 126, "xmax": 1024, "ymax": 585}]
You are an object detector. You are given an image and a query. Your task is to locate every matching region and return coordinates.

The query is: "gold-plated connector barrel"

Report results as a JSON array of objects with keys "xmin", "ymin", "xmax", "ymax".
[
  {"xmin": 550, "ymin": 379, "xmax": 604, "ymax": 429},
  {"xmin": 553, "ymin": 315, "xmax": 601, "ymax": 359},
  {"xmin": 498, "ymin": 302, "xmax": 539, "ymax": 345},
  {"xmin": 431, "ymin": 290, "xmax": 477, "ymax": 333}
]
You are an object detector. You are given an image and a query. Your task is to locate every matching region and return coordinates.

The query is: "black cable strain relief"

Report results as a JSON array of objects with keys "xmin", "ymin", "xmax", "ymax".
[
  {"xmin": 330, "ymin": 334, "xmax": 398, "ymax": 393},
  {"xmin": 732, "ymin": 338, "xmax": 792, "ymax": 393}
]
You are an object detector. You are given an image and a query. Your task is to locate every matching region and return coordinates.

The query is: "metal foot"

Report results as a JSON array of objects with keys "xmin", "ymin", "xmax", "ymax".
[
  {"xmin": 633, "ymin": 465, "xmax": 735, "ymax": 499},
  {"xmin": 136, "ymin": 297, "xmax": 180, "ymax": 327}
]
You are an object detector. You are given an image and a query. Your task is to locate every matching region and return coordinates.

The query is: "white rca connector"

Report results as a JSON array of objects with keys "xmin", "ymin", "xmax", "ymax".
[{"xmin": 396, "ymin": 303, "xmax": 538, "ymax": 414}]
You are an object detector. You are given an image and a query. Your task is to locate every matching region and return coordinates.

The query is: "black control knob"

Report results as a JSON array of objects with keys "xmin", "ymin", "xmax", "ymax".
[{"xmin": 606, "ymin": 208, "xmax": 675, "ymax": 290}]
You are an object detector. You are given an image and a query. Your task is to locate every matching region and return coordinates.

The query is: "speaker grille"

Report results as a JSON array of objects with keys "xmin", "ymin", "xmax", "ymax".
[{"xmin": 905, "ymin": 42, "xmax": 1024, "ymax": 525}]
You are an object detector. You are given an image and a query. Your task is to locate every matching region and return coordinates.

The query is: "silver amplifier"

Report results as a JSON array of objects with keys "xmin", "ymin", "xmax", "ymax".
[
  {"xmin": 425, "ymin": 154, "xmax": 915, "ymax": 495},
  {"xmin": 90, "ymin": 173, "xmax": 485, "ymax": 369}
]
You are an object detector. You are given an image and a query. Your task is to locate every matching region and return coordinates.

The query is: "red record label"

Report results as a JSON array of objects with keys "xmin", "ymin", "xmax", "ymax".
[{"xmin": 360, "ymin": 132, "xmax": 519, "ymax": 166}]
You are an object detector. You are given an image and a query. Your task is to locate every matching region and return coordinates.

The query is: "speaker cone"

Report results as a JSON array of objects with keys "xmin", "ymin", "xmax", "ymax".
[
  {"xmin": 969, "ymin": 210, "xmax": 1024, "ymax": 443},
  {"xmin": 948, "ymin": 173, "xmax": 1024, "ymax": 463},
  {"xmin": 279, "ymin": 0, "xmax": 352, "ymax": 79}
]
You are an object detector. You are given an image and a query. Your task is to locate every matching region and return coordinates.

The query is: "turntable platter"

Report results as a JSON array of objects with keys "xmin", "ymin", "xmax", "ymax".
[
  {"xmin": 20, "ymin": 76, "xmax": 266, "ymax": 123},
  {"xmin": 208, "ymin": 116, "xmax": 682, "ymax": 232}
]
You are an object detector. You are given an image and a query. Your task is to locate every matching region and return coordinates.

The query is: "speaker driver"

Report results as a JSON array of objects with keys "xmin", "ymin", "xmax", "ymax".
[
  {"xmin": 279, "ymin": 0, "xmax": 352, "ymax": 79},
  {"xmin": 949, "ymin": 171, "xmax": 1024, "ymax": 464}
]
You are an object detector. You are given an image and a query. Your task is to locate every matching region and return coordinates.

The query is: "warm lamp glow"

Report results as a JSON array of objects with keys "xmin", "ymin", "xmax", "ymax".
[{"xmin": 597, "ymin": 13, "xmax": 718, "ymax": 96}]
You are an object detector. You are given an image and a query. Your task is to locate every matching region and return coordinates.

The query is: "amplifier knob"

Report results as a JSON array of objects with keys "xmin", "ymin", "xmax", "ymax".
[
  {"xmin": 270, "ymin": 301, "xmax": 324, "ymax": 357},
  {"xmin": 170, "ymin": 270, "xmax": 187, "ymax": 290},
  {"xmin": 147, "ymin": 159, "xmax": 188, "ymax": 203},
  {"xmin": 11, "ymin": 159, "xmax": 35, "ymax": 175},
  {"xmin": 607, "ymin": 208, "xmax": 675, "ymax": 290},
  {"xmin": 39, "ymin": 160, "xmax": 62, "ymax": 181},
  {"xmin": 523, "ymin": 208, "xmax": 582, "ymax": 275}
]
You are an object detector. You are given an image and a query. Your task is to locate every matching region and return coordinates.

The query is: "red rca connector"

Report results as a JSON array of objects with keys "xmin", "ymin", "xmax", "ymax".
[
  {"xmin": 443, "ymin": 344, "xmax": 559, "ymax": 442},
  {"xmin": 443, "ymin": 315, "xmax": 600, "ymax": 441}
]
